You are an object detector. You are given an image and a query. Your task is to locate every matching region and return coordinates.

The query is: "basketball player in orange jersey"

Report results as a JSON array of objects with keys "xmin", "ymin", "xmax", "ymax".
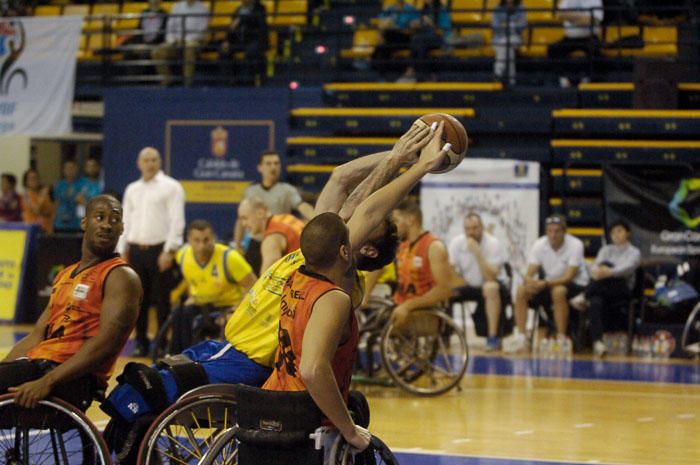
[
  {"xmin": 263, "ymin": 212, "xmax": 370, "ymax": 451},
  {"xmin": 391, "ymin": 199, "xmax": 460, "ymax": 327},
  {"xmin": 0, "ymin": 194, "xmax": 142, "ymax": 409},
  {"xmin": 237, "ymin": 195, "xmax": 305, "ymax": 274}
]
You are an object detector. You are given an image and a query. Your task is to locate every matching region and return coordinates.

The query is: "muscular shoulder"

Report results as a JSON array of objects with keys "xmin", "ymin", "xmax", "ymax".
[{"xmin": 105, "ymin": 265, "xmax": 142, "ymax": 299}]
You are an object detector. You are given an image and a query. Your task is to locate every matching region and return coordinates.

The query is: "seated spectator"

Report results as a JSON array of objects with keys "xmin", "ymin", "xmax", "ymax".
[
  {"xmin": 571, "ymin": 220, "xmax": 641, "ymax": 357},
  {"xmin": 547, "ymin": 0, "xmax": 604, "ymax": 87},
  {"xmin": 396, "ymin": 0, "xmax": 452, "ymax": 83},
  {"xmin": 262, "ymin": 212, "xmax": 371, "ymax": 452},
  {"xmin": 372, "ymin": 0, "xmax": 421, "ymax": 76},
  {"xmin": 152, "ymin": 0, "xmax": 209, "ymax": 87},
  {"xmin": 237, "ymin": 196, "xmax": 304, "ymax": 274},
  {"xmin": 449, "ymin": 213, "xmax": 507, "ymax": 351},
  {"xmin": 21, "ymin": 168, "xmax": 53, "ymax": 232},
  {"xmin": 0, "ymin": 195, "xmax": 141, "ymax": 410},
  {"xmin": 53, "ymin": 159, "xmax": 87, "ymax": 232},
  {"xmin": 120, "ymin": 0, "xmax": 167, "ymax": 66},
  {"xmin": 169, "ymin": 219, "xmax": 257, "ymax": 353},
  {"xmin": 218, "ymin": 0, "xmax": 268, "ymax": 83},
  {"xmin": 505, "ymin": 215, "xmax": 589, "ymax": 353},
  {"xmin": 492, "ymin": 0, "xmax": 527, "ymax": 85},
  {"xmin": 0, "ymin": 173, "xmax": 21, "ymax": 222}
]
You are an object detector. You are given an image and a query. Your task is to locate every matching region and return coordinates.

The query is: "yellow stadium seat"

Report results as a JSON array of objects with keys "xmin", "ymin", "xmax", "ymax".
[
  {"xmin": 340, "ymin": 28, "xmax": 382, "ymax": 59},
  {"xmin": 522, "ymin": 0, "xmax": 554, "ymax": 22},
  {"xmin": 450, "ymin": 27, "xmax": 493, "ymax": 57},
  {"xmin": 63, "ymin": 4, "xmax": 90, "ymax": 16},
  {"xmin": 519, "ymin": 25, "xmax": 564, "ymax": 56},
  {"xmin": 451, "ymin": 0, "xmax": 485, "ymax": 24},
  {"xmin": 81, "ymin": 32, "xmax": 120, "ymax": 61},
  {"xmin": 642, "ymin": 26, "xmax": 677, "ymax": 56},
  {"xmin": 116, "ymin": 2, "xmax": 149, "ymax": 31},
  {"xmin": 262, "ymin": 0, "xmax": 275, "ymax": 24},
  {"xmin": 211, "ymin": 0, "xmax": 241, "ymax": 28},
  {"xmin": 271, "ymin": 0, "xmax": 307, "ymax": 27},
  {"xmin": 161, "ymin": 1, "xmax": 176, "ymax": 13},
  {"xmin": 34, "ymin": 5, "xmax": 61, "ymax": 15},
  {"xmin": 85, "ymin": 3, "xmax": 119, "ymax": 32}
]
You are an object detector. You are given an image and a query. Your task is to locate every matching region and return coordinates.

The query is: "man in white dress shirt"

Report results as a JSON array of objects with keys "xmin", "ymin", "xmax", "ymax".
[
  {"xmin": 152, "ymin": 0, "xmax": 209, "ymax": 86},
  {"xmin": 505, "ymin": 214, "xmax": 589, "ymax": 353},
  {"xmin": 449, "ymin": 213, "xmax": 507, "ymax": 351},
  {"xmin": 119, "ymin": 147, "xmax": 186, "ymax": 356}
]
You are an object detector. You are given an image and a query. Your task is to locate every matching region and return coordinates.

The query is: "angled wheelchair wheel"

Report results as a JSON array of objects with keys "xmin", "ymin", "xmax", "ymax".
[
  {"xmin": 0, "ymin": 393, "xmax": 110, "ymax": 465},
  {"xmin": 681, "ymin": 301, "xmax": 700, "ymax": 356},
  {"xmin": 329, "ymin": 434, "xmax": 400, "ymax": 465},
  {"xmin": 137, "ymin": 393, "xmax": 237, "ymax": 465},
  {"xmin": 380, "ymin": 309, "xmax": 468, "ymax": 396},
  {"xmin": 197, "ymin": 426, "xmax": 238, "ymax": 465}
]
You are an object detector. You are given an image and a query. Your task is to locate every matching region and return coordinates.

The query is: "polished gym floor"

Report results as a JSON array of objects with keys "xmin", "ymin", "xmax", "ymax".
[{"xmin": 2, "ymin": 324, "xmax": 699, "ymax": 465}]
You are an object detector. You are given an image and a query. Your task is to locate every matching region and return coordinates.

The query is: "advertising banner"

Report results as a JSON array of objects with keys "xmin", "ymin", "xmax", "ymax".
[
  {"xmin": 605, "ymin": 166, "xmax": 700, "ymax": 259},
  {"xmin": 420, "ymin": 158, "xmax": 540, "ymax": 284},
  {"xmin": 0, "ymin": 17, "xmax": 81, "ymax": 135}
]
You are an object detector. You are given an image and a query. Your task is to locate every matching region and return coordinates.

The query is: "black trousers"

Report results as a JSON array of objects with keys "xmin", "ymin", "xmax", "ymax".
[
  {"xmin": 169, "ymin": 304, "xmax": 225, "ymax": 354},
  {"xmin": 0, "ymin": 359, "xmax": 98, "ymax": 410},
  {"xmin": 585, "ymin": 277, "xmax": 630, "ymax": 342},
  {"xmin": 128, "ymin": 243, "xmax": 173, "ymax": 349},
  {"xmin": 547, "ymin": 35, "xmax": 600, "ymax": 79}
]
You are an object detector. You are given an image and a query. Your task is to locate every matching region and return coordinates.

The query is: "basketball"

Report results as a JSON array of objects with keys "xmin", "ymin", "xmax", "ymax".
[{"xmin": 414, "ymin": 113, "xmax": 468, "ymax": 173}]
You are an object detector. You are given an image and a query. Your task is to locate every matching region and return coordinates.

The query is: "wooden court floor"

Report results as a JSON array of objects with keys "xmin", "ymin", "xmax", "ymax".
[{"xmin": 2, "ymin": 323, "xmax": 699, "ymax": 465}]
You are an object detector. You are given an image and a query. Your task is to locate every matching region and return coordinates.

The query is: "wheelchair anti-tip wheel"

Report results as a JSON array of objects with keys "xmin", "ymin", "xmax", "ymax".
[
  {"xmin": 681, "ymin": 301, "xmax": 700, "ymax": 356},
  {"xmin": 137, "ymin": 393, "xmax": 237, "ymax": 465},
  {"xmin": 381, "ymin": 308, "xmax": 468, "ymax": 395},
  {"xmin": 0, "ymin": 393, "xmax": 110, "ymax": 465}
]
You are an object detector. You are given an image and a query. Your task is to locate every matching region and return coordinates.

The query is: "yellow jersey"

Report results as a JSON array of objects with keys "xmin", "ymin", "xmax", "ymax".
[
  {"xmin": 225, "ymin": 249, "xmax": 365, "ymax": 368},
  {"xmin": 176, "ymin": 243, "xmax": 253, "ymax": 308}
]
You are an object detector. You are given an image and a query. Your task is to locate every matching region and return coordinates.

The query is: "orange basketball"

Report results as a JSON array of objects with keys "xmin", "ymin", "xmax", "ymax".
[{"xmin": 415, "ymin": 113, "xmax": 468, "ymax": 173}]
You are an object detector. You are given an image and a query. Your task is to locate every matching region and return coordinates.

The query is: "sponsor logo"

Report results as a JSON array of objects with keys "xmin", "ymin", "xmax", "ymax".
[{"xmin": 0, "ymin": 19, "xmax": 27, "ymax": 95}]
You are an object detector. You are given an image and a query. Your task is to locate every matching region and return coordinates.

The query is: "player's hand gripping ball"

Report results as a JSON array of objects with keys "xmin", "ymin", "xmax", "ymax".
[{"xmin": 414, "ymin": 113, "xmax": 468, "ymax": 173}]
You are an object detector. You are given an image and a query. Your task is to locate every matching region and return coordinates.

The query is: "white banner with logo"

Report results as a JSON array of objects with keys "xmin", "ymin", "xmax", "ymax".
[
  {"xmin": 0, "ymin": 16, "xmax": 82, "ymax": 135},
  {"xmin": 420, "ymin": 158, "xmax": 540, "ymax": 284}
]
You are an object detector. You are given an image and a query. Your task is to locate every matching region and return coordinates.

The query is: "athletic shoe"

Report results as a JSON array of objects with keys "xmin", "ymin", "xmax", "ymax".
[
  {"xmin": 593, "ymin": 340, "xmax": 607, "ymax": 357},
  {"xmin": 503, "ymin": 333, "xmax": 528, "ymax": 353},
  {"xmin": 485, "ymin": 336, "xmax": 501, "ymax": 352}
]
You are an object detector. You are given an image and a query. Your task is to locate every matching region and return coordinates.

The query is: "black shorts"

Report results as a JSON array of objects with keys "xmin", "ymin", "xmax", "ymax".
[
  {"xmin": 530, "ymin": 282, "xmax": 586, "ymax": 309},
  {"xmin": 452, "ymin": 282, "xmax": 511, "ymax": 337}
]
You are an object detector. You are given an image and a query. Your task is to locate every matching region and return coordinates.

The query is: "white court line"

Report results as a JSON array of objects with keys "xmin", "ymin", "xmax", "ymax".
[
  {"xmin": 459, "ymin": 384, "xmax": 700, "ymax": 400},
  {"xmin": 451, "ymin": 438, "xmax": 472, "ymax": 444},
  {"xmin": 636, "ymin": 417, "xmax": 654, "ymax": 422},
  {"xmin": 575, "ymin": 423, "xmax": 594, "ymax": 428},
  {"xmin": 514, "ymin": 430, "xmax": 534, "ymax": 436}
]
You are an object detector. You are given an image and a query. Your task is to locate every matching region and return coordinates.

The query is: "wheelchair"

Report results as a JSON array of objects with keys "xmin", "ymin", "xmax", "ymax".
[
  {"xmin": 136, "ymin": 384, "xmax": 238, "ymax": 465},
  {"xmin": 681, "ymin": 300, "xmax": 700, "ymax": 357},
  {"xmin": 197, "ymin": 384, "xmax": 399, "ymax": 465},
  {"xmin": 0, "ymin": 393, "xmax": 110, "ymax": 465},
  {"xmin": 356, "ymin": 296, "xmax": 468, "ymax": 396},
  {"xmin": 149, "ymin": 304, "xmax": 231, "ymax": 362}
]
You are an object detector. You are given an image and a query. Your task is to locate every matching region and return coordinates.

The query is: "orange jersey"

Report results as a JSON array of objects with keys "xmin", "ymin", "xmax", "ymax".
[
  {"xmin": 263, "ymin": 267, "xmax": 358, "ymax": 403},
  {"xmin": 394, "ymin": 232, "xmax": 439, "ymax": 304},
  {"xmin": 27, "ymin": 255, "xmax": 131, "ymax": 386},
  {"xmin": 265, "ymin": 214, "xmax": 303, "ymax": 254}
]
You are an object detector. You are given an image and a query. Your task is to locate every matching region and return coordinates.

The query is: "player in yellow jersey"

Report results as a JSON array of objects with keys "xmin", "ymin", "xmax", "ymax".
[
  {"xmin": 103, "ymin": 122, "xmax": 451, "ymax": 464},
  {"xmin": 167, "ymin": 220, "xmax": 257, "ymax": 353}
]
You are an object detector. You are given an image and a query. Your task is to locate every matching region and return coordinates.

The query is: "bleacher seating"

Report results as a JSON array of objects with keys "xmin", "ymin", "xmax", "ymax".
[
  {"xmin": 287, "ymin": 136, "xmax": 394, "ymax": 163},
  {"xmin": 552, "ymin": 109, "xmax": 700, "ymax": 138},
  {"xmin": 323, "ymin": 82, "xmax": 503, "ymax": 107},
  {"xmin": 551, "ymin": 139, "xmax": 700, "ymax": 164}
]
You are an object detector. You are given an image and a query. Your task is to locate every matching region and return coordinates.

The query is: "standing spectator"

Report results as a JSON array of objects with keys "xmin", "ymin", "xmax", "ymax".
[
  {"xmin": 233, "ymin": 150, "xmax": 314, "ymax": 269},
  {"xmin": 21, "ymin": 168, "xmax": 54, "ymax": 233},
  {"xmin": 372, "ymin": 0, "xmax": 421, "ymax": 76},
  {"xmin": 449, "ymin": 213, "xmax": 507, "ymax": 351},
  {"xmin": 138, "ymin": 0, "xmax": 168, "ymax": 46},
  {"xmin": 77, "ymin": 157, "xmax": 104, "ymax": 219},
  {"xmin": 53, "ymin": 159, "xmax": 87, "ymax": 232},
  {"xmin": 492, "ymin": 0, "xmax": 527, "ymax": 85},
  {"xmin": 572, "ymin": 220, "xmax": 641, "ymax": 357},
  {"xmin": 0, "ymin": 173, "xmax": 22, "ymax": 222},
  {"xmin": 218, "ymin": 0, "xmax": 268, "ymax": 83},
  {"xmin": 152, "ymin": 0, "xmax": 209, "ymax": 87},
  {"xmin": 118, "ymin": 147, "xmax": 186, "ymax": 357},
  {"xmin": 396, "ymin": 0, "xmax": 452, "ymax": 83},
  {"xmin": 548, "ymin": 0, "xmax": 604, "ymax": 87},
  {"xmin": 505, "ymin": 215, "xmax": 589, "ymax": 353},
  {"xmin": 390, "ymin": 199, "xmax": 456, "ymax": 328}
]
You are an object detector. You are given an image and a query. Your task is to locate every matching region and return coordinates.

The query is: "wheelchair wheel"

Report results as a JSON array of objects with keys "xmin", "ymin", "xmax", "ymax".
[
  {"xmin": 0, "ymin": 393, "xmax": 110, "ymax": 465},
  {"xmin": 380, "ymin": 309, "xmax": 468, "ymax": 395},
  {"xmin": 681, "ymin": 301, "xmax": 700, "ymax": 356},
  {"xmin": 137, "ymin": 393, "xmax": 237, "ymax": 465},
  {"xmin": 356, "ymin": 299, "xmax": 393, "ymax": 378},
  {"xmin": 197, "ymin": 426, "xmax": 238, "ymax": 465},
  {"xmin": 329, "ymin": 434, "xmax": 400, "ymax": 465}
]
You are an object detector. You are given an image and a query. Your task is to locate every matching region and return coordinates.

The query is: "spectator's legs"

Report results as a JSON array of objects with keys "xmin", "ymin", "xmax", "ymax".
[
  {"xmin": 550, "ymin": 284, "xmax": 569, "ymax": 337},
  {"xmin": 513, "ymin": 284, "xmax": 531, "ymax": 335},
  {"xmin": 547, "ymin": 37, "xmax": 598, "ymax": 86},
  {"xmin": 409, "ymin": 31, "xmax": 443, "ymax": 79},
  {"xmin": 129, "ymin": 245, "xmax": 162, "ymax": 354},
  {"xmin": 152, "ymin": 43, "xmax": 176, "ymax": 86},
  {"xmin": 585, "ymin": 278, "xmax": 630, "ymax": 344},
  {"xmin": 493, "ymin": 43, "xmax": 507, "ymax": 78},
  {"xmin": 482, "ymin": 280, "xmax": 501, "ymax": 337},
  {"xmin": 183, "ymin": 41, "xmax": 200, "ymax": 87}
]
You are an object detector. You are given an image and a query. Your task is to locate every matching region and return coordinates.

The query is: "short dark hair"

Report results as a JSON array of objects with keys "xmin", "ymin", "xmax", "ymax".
[
  {"xmin": 258, "ymin": 151, "xmax": 280, "ymax": 164},
  {"xmin": 465, "ymin": 212, "xmax": 482, "ymax": 224},
  {"xmin": 86, "ymin": 194, "xmax": 121, "ymax": 215},
  {"xmin": 301, "ymin": 212, "xmax": 349, "ymax": 268},
  {"xmin": 545, "ymin": 214, "xmax": 567, "ymax": 229},
  {"xmin": 22, "ymin": 168, "xmax": 38, "ymax": 189},
  {"xmin": 355, "ymin": 218, "xmax": 399, "ymax": 272},
  {"xmin": 394, "ymin": 199, "xmax": 422, "ymax": 223},
  {"xmin": 1, "ymin": 173, "xmax": 17, "ymax": 188},
  {"xmin": 609, "ymin": 219, "xmax": 630, "ymax": 232},
  {"xmin": 187, "ymin": 219, "xmax": 214, "ymax": 235}
]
